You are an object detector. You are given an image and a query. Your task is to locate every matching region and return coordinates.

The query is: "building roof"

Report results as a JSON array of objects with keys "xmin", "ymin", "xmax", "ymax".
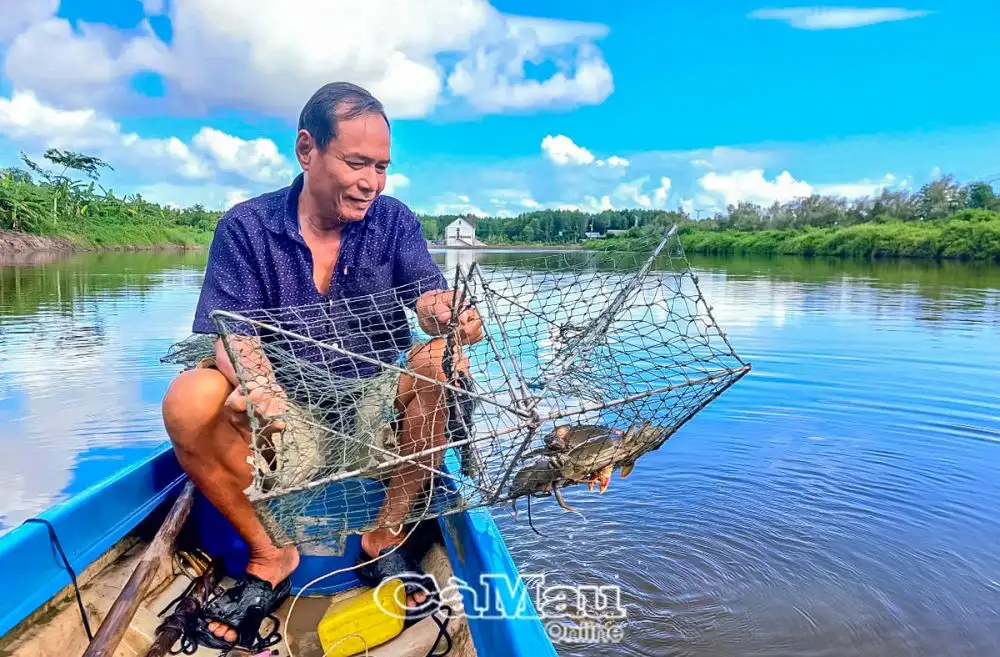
[{"xmin": 445, "ymin": 216, "xmax": 477, "ymax": 228}]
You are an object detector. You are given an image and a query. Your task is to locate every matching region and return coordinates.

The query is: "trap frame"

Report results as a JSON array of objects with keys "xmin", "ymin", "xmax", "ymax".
[{"xmin": 165, "ymin": 224, "xmax": 750, "ymax": 552}]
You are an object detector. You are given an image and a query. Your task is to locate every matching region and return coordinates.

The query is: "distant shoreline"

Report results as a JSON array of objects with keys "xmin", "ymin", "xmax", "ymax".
[
  {"xmin": 428, "ymin": 244, "xmax": 583, "ymax": 252},
  {"xmin": 0, "ymin": 230, "xmax": 208, "ymax": 258},
  {"xmin": 0, "ymin": 229, "xmax": 584, "ymax": 258}
]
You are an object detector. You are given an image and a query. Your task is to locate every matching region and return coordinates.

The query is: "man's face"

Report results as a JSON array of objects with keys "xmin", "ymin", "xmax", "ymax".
[{"xmin": 299, "ymin": 111, "xmax": 390, "ymax": 222}]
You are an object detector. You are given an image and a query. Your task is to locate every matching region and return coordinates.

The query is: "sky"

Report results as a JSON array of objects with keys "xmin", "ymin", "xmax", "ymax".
[{"xmin": 0, "ymin": 0, "xmax": 998, "ymax": 217}]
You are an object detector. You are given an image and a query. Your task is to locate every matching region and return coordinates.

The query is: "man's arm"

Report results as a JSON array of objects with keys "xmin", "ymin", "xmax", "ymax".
[{"xmin": 193, "ymin": 216, "xmax": 286, "ymax": 430}]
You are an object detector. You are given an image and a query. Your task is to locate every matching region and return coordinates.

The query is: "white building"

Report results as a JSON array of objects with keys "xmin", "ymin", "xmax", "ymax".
[{"xmin": 443, "ymin": 217, "xmax": 484, "ymax": 247}]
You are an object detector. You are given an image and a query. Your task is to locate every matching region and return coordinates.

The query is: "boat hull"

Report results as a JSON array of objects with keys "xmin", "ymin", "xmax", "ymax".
[{"xmin": 0, "ymin": 444, "xmax": 556, "ymax": 657}]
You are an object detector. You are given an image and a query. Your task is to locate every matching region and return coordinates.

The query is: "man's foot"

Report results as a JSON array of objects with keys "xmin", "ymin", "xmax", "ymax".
[
  {"xmin": 360, "ymin": 530, "xmax": 428, "ymax": 608},
  {"xmin": 207, "ymin": 544, "xmax": 299, "ymax": 643}
]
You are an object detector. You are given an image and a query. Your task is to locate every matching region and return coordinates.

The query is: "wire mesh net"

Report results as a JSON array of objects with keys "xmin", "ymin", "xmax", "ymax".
[{"xmin": 163, "ymin": 225, "xmax": 750, "ymax": 553}]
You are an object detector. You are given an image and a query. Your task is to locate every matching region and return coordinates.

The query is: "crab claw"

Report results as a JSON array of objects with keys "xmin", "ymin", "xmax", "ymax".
[{"xmin": 596, "ymin": 465, "xmax": 613, "ymax": 494}]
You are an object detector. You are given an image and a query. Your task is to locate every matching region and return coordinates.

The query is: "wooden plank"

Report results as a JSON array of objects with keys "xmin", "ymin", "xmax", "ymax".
[{"xmin": 82, "ymin": 480, "xmax": 195, "ymax": 657}]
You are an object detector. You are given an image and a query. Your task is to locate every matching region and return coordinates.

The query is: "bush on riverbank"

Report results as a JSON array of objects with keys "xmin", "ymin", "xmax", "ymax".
[
  {"xmin": 1, "ymin": 150, "xmax": 218, "ymax": 250},
  {"xmin": 594, "ymin": 178, "xmax": 1000, "ymax": 261},
  {"xmin": 3, "ymin": 148, "xmax": 999, "ymax": 261},
  {"xmin": 672, "ymin": 211, "xmax": 1000, "ymax": 260}
]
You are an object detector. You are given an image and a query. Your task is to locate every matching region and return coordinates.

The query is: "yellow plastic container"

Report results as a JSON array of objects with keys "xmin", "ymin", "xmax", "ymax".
[{"xmin": 317, "ymin": 578, "xmax": 408, "ymax": 657}]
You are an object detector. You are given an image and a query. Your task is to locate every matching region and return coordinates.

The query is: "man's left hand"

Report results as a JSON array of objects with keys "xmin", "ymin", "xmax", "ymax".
[{"xmin": 415, "ymin": 289, "xmax": 484, "ymax": 345}]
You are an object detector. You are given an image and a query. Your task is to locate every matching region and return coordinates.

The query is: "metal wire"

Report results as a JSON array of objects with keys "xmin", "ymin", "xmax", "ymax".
[{"xmin": 162, "ymin": 226, "xmax": 750, "ymax": 549}]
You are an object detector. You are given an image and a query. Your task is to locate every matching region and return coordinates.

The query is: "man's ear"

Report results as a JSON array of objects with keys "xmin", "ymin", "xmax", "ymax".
[{"xmin": 295, "ymin": 129, "xmax": 314, "ymax": 170}]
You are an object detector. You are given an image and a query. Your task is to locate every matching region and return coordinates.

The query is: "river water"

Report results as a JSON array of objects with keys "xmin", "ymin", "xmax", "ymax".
[{"xmin": 1, "ymin": 249, "xmax": 999, "ymax": 656}]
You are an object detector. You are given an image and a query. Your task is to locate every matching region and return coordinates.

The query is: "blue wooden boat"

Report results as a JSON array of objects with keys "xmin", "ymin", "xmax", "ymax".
[{"xmin": 0, "ymin": 443, "xmax": 558, "ymax": 657}]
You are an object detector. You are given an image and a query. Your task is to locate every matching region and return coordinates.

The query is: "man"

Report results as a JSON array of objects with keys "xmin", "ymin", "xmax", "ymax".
[{"xmin": 161, "ymin": 81, "xmax": 482, "ymax": 649}]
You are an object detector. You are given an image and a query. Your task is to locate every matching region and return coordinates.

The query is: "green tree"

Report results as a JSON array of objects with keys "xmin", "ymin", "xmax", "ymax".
[
  {"xmin": 966, "ymin": 182, "xmax": 998, "ymax": 210},
  {"xmin": 918, "ymin": 175, "xmax": 966, "ymax": 220},
  {"xmin": 19, "ymin": 149, "xmax": 113, "ymax": 224},
  {"xmin": 0, "ymin": 167, "xmax": 32, "ymax": 184}
]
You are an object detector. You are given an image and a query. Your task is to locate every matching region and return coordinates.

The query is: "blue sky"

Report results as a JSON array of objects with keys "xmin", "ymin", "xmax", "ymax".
[{"xmin": 1, "ymin": 1, "xmax": 998, "ymax": 216}]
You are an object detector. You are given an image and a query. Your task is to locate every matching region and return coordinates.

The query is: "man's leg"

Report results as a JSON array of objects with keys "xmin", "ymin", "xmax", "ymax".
[
  {"xmin": 161, "ymin": 367, "xmax": 299, "ymax": 643},
  {"xmin": 359, "ymin": 338, "xmax": 466, "ymax": 602}
]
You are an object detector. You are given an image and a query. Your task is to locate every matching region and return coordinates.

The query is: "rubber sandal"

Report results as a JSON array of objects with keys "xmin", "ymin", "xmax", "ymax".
[
  {"xmin": 355, "ymin": 545, "xmax": 440, "ymax": 628},
  {"xmin": 193, "ymin": 573, "xmax": 291, "ymax": 652}
]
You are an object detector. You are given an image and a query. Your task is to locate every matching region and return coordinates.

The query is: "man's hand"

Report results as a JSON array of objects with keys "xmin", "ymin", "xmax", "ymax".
[
  {"xmin": 214, "ymin": 337, "xmax": 288, "ymax": 437},
  {"xmin": 225, "ymin": 380, "xmax": 288, "ymax": 437},
  {"xmin": 415, "ymin": 289, "xmax": 484, "ymax": 345}
]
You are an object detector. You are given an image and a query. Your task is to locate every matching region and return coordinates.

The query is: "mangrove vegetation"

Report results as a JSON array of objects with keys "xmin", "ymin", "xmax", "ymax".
[{"xmin": 2, "ymin": 148, "xmax": 998, "ymax": 261}]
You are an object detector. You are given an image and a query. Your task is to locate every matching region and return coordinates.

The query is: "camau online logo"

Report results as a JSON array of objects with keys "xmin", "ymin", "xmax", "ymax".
[{"xmin": 374, "ymin": 572, "xmax": 627, "ymax": 645}]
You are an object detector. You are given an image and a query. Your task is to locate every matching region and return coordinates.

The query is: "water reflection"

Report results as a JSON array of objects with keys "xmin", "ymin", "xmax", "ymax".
[
  {"xmin": 0, "ymin": 249, "xmax": 998, "ymax": 657},
  {"xmin": 0, "ymin": 250, "xmax": 208, "ymax": 529}
]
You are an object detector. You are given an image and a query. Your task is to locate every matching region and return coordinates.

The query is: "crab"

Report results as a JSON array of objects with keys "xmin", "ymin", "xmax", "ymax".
[{"xmin": 507, "ymin": 422, "xmax": 672, "ymax": 523}]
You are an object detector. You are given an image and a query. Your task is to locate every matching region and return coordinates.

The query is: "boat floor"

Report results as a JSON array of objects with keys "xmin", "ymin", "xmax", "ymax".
[{"xmin": 3, "ymin": 536, "xmax": 475, "ymax": 657}]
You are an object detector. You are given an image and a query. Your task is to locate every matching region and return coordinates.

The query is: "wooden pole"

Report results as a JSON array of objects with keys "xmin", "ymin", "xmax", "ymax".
[{"xmin": 82, "ymin": 480, "xmax": 195, "ymax": 657}]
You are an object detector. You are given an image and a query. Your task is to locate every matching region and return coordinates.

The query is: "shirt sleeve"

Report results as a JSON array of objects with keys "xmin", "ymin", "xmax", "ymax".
[
  {"xmin": 191, "ymin": 215, "xmax": 267, "ymax": 334},
  {"xmin": 393, "ymin": 206, "xmax": 448, "ymax": 308}
]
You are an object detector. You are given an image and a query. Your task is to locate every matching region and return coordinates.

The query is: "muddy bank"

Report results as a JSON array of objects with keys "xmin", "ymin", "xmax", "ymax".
[
  {"xmin": 0, "ymin": 231, "xmax": 75, "ymax": 253},
  {"xmin": 0, "ymin": 231, "xmax": 207, "ymax": 261}
]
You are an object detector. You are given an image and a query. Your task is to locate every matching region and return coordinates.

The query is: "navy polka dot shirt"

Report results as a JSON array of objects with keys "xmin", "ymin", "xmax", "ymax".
[{"xmin": 192, "ymin": 173, "xmax": 448, "ymax": 379}]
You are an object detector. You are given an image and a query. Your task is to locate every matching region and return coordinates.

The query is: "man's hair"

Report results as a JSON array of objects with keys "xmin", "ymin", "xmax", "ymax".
[{"xmin": 297, "ymin": 82, "xmax": 389, "ymax": 151}]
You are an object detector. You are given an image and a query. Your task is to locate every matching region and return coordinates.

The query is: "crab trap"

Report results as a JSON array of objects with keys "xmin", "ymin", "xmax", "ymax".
[{"xmin": 164, "ymin": 225, "xmax": 750, "ymax": 551}]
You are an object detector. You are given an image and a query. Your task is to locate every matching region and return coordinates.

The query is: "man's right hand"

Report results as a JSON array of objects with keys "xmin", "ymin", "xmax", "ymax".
[{"xmin": 224, "ymin": 383, "xmax": 288, "ymax": 437}]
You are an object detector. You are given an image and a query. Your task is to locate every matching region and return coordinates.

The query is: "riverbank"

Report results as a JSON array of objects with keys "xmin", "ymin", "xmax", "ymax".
[
  {"xmin": 0, "ymin": 229, "xmax": 210, "ymax": 255},
  {"xmin": 0, "ymin": 231, "xmax": 75, "ymax": 253},
  {"xmin": 596, "ymin": 211, "xmax": 1000, "ymax": 261}
]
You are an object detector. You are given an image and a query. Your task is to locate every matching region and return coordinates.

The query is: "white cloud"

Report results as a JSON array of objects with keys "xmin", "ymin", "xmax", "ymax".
[
  {"xmin": 122, "ymin": 133, "xmax": 212, "ymax": 179},
  {"xmin": 542, "ymin": 134, "xmax": 595, "ymax": 166},
  {"xmin": 601, "ymin": 155, "xmax": 630, "ymax": 168},
  {"xmin": 698, "ymin": 168, "xmax": 906, "ymax": 208},
  {"xmin": 141, "ymin": 0, "xmax": 167, "ymax": 15},
  {"xmin": 1, "ymin": 1, "xmax": 613, "ymax": 120},
  {"xmin": 191, "ymin": 127, "xmax": 292, "ymax": 184},
  {"xmin": 448, "ymin": 39, "xmax": 612, "ymax": 113},
  {"xmin": 541, "ymin": 134, "xmax": 629, "ymax": 168},
  {"xmin": 4, "ymin": 17, "xmax": 169, "ymax": 109},
  {"xmin": 384, "ymin": 173, "xmax": 410, "ymax": 195},
  {"xmin": 0, "ymin": 90, "xmax": 291, "ymax": 187},
  {"xmin": 520, "ymin": 198, "xmax": 541, "ymax": 208},
  {"xmin": 691, "ymin": 158, "xmax": 713, "ymax": 169},
  {"xmin": 815, "ymin": 173, "xmax": 899, "ymax": 199},
  {"xmin": 137, "ymin": 182, "xmax": 255, "ymax": 210},
  {"xmin": 0, "ymin": 0, "xmax": 58, "ymax": 42},
  {"xmin": 699, "ymin": 169, "xmax": 814, "ymax": 207},
  {"xmin": 224, "ymin": 188, "xmax": 250, "ymax": 208},
  {"xmin": 429, "ymin": 202, "xmax": 490, "ymax": 217},
  {"xmin": 582, "ymin": 175, "xmax": 672, "ymax": 211},
  {"xmin": 611, "ymin": 178, "xmax": 652, "ymax": 209},
  {"xmin": 0, "ymin": 89, "xmax": 119, "ymax": 149},
  {"xmin": 653, "ymin": 177, "xmax": 672, "ymax": 207},
  {"xmin": 423, "ymin": 191, "xmax": 491, "ymax": 217},
  {"xmin": 748, "ymin": 7, "xmax": 931, "ymax": 30},
  {"xmin": 504, "ymin": 15, "xmax": 609, "ymax": 45},
  {"xmin": 582, "ymin": 194, "xmax": 614, "ymax": 212}
]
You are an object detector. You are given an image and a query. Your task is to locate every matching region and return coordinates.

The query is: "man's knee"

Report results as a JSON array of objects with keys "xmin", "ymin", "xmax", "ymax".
[{"xmin": 162, "ymin": 368, "xmax": 232, "ymax": 448}]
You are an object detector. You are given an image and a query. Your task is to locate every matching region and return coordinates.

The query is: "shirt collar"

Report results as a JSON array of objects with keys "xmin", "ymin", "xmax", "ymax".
[
  {"xmin": 282, "ymin": 173, "xmax": 307, "ymax": 244},
  {"xmin": 270, "ymin": 172, "xmax": 375, "ymax": 243}
]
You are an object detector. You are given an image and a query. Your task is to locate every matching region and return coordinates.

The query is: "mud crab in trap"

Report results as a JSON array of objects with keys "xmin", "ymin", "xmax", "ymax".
[{"xmin": 507, "ymin": 422, "xmax": 671, "ymax": 526}]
